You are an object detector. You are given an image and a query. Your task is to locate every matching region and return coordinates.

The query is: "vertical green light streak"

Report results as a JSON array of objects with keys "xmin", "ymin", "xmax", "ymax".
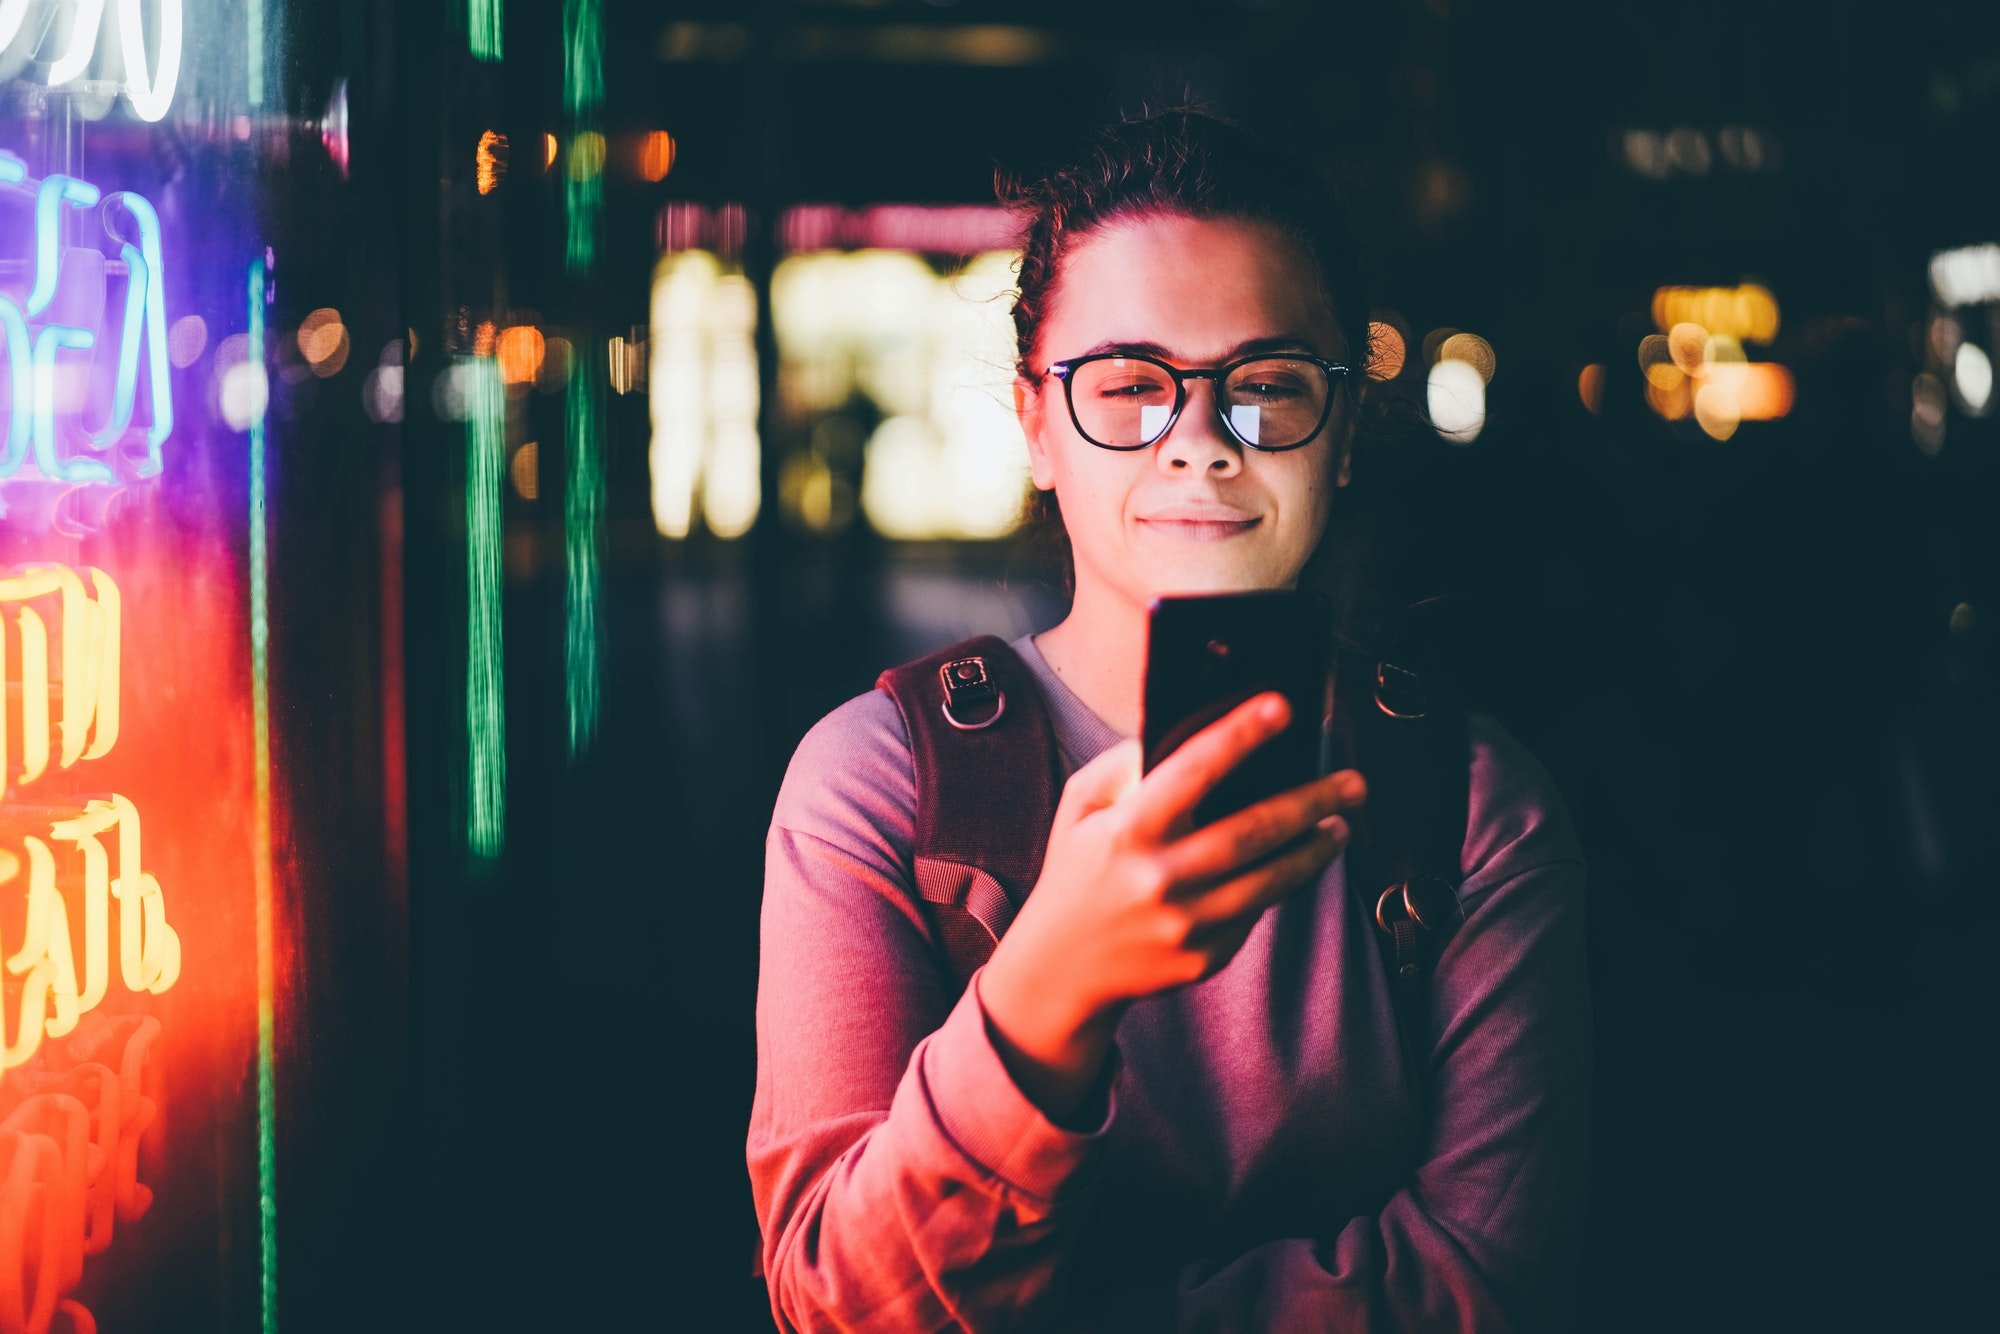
[
  {"xmin": 247, "ymin": 0, "xmax": 264, "ymax": 107},
  {"xmin": 247, "ymin": 258, "xmax": 278, "ymax": 1334},
  {"xmin": 465, "ymin": 359, "xmax": 507, "ymax": 861},
  {"xmin": 562, "ymin": 0, "xmax": 603, "ymax": 273},
  {"xmin": 561, "ymin": 0, "xmax": 604, "ymax": 118},
  {"xmin": 564, "ymin": 351, "xmax": 604, "ymax": 758},
  {"xmin": 468, "ymin": 0, "xmax": 503, "ymax": 62}
]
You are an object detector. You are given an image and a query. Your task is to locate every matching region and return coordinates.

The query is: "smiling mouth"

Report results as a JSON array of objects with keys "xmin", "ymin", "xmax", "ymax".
[{"xmin": 1138, "ymin": 516, "xmax": 1262, "ymax": 540}]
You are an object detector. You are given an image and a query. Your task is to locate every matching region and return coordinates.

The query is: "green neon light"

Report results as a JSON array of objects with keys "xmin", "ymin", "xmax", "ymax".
[
  {"xmin": 565, "ymin": 170, "xmax": 600, "ymax": 275},
  {"xmin": 247, "ymin": 257, "xmax": 278, "ymax": 1334},
  {"xmin": 465, "ymin": 359, "xmax": 507, "ymax": 861},
  {"xmin": 469, "ymin": 0, "xmax": 502, "ymax": 62},
  {"xmin": 562, "ymin": 0, "xmax": 602, "ymax": 118},
  {"xmin": 562, "ymin": 0, "xmax": 603, "ymax": 273},
  {"xmin": 564, "ymin": 350, "xmax": 604, "ymax": 758},
  {"xmin": 248, "ymin": 0, "xmax": 264, "ymax": 107}
]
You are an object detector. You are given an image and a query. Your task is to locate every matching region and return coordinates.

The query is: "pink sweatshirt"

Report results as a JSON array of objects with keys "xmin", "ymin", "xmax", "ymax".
[{"xmin": 748, "ymin": 634, "xmax": 1591, "ymax": 1332}]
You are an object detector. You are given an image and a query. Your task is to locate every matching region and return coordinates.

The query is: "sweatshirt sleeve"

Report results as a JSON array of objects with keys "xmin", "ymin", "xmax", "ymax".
[
  {"xmin": 1064, "ymin": 712, "xmax": 1593, "ymax": 1333},
  {"xmin": 748, "ymin": 690, "xmax": 1121, "ymax": 1333}
]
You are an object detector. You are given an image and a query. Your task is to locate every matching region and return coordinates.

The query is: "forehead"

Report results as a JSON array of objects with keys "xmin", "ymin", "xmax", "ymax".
[{"xmin": 1043, "ymin": 213, "xmax": 1340, "ymax": 362}]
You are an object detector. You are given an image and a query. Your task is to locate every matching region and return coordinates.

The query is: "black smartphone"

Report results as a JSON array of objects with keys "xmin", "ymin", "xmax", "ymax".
[{"xmin": 1141, "ymin": 589, "xmax": 1333, "ymax": 829}]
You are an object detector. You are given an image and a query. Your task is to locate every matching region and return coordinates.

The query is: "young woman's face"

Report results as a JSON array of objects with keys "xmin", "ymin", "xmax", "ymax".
[{"xmin": 1016, "ymin": 213, "xmax": 1352, "ymax": 611}]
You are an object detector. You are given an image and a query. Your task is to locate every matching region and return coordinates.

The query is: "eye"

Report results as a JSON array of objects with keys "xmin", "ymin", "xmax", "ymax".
[
  {"xmin": 1237, "ymin": 376, "xmax": 1307, "ymax": 399},
  {"xmin": 1095, "ymin": 378, "xmax": 1171, "ymax": 399}
]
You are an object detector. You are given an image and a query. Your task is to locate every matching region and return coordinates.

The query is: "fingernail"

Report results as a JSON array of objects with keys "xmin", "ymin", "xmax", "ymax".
[{"xmin": 1260, "ymin": 695, "xmax": 1288, "ymax": 724}]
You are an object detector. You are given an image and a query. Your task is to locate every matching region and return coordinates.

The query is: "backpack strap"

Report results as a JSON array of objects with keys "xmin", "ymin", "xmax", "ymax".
[
  {"xmin": 1330, "ymin": 641, "xmax": 1472, "ymax": 1101},
  {"xmin": 876, "ymin": 635, "xmax": 1063, "ymax": 996}
]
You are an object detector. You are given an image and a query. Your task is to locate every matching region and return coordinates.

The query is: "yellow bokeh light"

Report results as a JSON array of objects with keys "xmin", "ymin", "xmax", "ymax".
[
  {"xmin": 509, "ymin": 441, "xmax": 539, "ymax": 500},
  {"xmin": 543, "ymin": 132, "xmax": 558, "ymax": 170},
  {"xmin": 1645, "ymin": 379, "xmax": 1690, "ymax": 420},
  {"xmin": 1437, "ymin": 332, "xmax": 1495, "ymax": 384},
  {"xmin": 569, "ymin": 131, "xmax": 606, "ymax": 182},
  {"xmin": 1668, "ymin": 323, "xmax": 1708, "ymax": 374},
  {"xmin": 1652, "ymin": 283, "xmax": 1779, "ymax": 344}
]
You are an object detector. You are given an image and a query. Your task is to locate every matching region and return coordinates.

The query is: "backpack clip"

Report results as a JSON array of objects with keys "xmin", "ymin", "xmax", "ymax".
[
  {"xmin": 1374, "ymin": 660, "xmax": 1428, "ymax": 719},
  {"xmin": 939, "ymin": 655, "xmax": 1006, "ymax": 731},
  {"xmin": 1376, "ymin": 876, "xmax": 1458, "ymax": 980}
]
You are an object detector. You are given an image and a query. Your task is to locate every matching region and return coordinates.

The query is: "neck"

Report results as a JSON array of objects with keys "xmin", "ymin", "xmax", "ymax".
[{"xmin": 1034, "ymin": 575, "xmax": 1147, "ymax": 738}]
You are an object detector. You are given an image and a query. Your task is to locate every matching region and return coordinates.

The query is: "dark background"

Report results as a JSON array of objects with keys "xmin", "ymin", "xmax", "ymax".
[{"xmin": 242, "ymin": 1, "xmax": 1999, "ymax": 1330}]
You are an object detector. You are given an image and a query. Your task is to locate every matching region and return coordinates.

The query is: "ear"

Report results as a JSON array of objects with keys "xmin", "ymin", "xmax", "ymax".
[
  {"xmin": 1016, "ymin": 377, "xmax": 1057, "ymax": 491},
  {"xmin": 1332, "ymin": 413, "xmax": 1355, "ymax": 488}
]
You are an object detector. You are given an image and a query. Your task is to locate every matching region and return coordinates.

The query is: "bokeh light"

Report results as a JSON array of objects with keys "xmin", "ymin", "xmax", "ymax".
[
  {"xmin": 1954, "ymin": 343, "xmax": 1993, "ymax": 416},
  {"xmin": 476, "ymin": 130, "xmax": 509, "ymax": 195},
  {"xmin": 1367, "ymin": 320, "xmax": 1406, "ymax": 380},
  {"xmin": 297, "ymin": 308, "xmax": 349, "ymax": 378},
  {"xmin": 1667, "ymin": 322, "xmax": 1708, "ymax": 374},
  {"xmin": 1578, "ymin": 364, "xmax": 1603, "ymax": 414},
  {"xmin": 1911, "ymin": 372, "xmax": 1947, "ymax": 455},
  {"xmin": 639, "ymin": 130, "xmax": 677, "ymax": 182},
  {"xmin": 168, "ymin": 314, "xmax": 208, "ymax": 368},
  {"xmin": 569, "ymin": 131, "xmax": 606, "ymax": 182},
  {"xmin": 1428, "ymin": 358, "xmax": 1485, "ymax": 444},
  {"xmin": 221, "ymin": 362, "xmax": 271, "ymax": 430},
  {"xmin": 509, "ymin": 441, "xmax": 539, "ymax": 500},
  {"xmin": 497, "ymin": 325, "xmax": 545, "ymax": 386},
  {"xmin": 536, "ymin": 336, "xmax": 573, "ymax": 394},
  {"xmin": 1437, "ymin": 332, "xmax": 1495, "ymax": 383}
]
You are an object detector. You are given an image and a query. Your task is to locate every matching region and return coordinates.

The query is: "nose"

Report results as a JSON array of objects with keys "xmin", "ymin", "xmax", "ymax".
[{"xmin": 1153, "ymin": 377, "xmax": 1242, "ymax": 478}]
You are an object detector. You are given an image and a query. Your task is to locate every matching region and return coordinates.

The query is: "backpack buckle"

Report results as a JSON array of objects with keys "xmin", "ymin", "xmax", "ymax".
[
  {"xmin": 939, "ymin": 655, "xmax": 1006, "ymax": 731},
  {"xmin": 1374, "ymin": 660, "xmax": 1428, "ymax": 719},
  {"xmin": 1375, "ymin": 876, "xmax": 1457, "ymax": 934}
]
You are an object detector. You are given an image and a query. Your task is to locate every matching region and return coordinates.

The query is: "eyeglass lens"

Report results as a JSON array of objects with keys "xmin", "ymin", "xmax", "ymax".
[{"xmin": 1068, "ymin": 355, "xmax": 1331, "ymax": 449}]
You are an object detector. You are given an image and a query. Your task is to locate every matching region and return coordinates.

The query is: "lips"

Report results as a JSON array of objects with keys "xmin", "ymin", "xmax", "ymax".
[{"xmin": 1136, "ymin": 510, "xmax": 1262, "ymax": 540}]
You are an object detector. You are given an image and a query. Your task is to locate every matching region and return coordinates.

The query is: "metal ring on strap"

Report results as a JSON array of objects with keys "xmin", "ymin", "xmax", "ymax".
[
  {"xmin": 1376, "ymin": 877, "xmax": 1456, "ymax": 933},
  {"xmin": 942, "ymin": 693, "xmax": 1006, "ymax": 731}
]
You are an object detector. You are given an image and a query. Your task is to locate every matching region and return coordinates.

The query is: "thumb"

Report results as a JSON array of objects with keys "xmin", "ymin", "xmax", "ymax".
[{"xmin": 1054, "ymin": 738, "xmax": 1143, "ymax": 826}]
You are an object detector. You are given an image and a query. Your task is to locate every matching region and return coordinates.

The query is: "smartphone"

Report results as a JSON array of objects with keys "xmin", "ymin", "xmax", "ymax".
[{"xmin": 1141, "ymin": 589, "xmax": 1333, "ymax": 829}]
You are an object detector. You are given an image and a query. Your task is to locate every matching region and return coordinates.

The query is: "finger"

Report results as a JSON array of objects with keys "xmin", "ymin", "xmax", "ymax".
[
  {"xmin": 1126, "ymin": 692, "xmax": 1292, "ymax": 845},
  {"xmin": 1182, "ymin": 819, "xmax": 1344, "ymax": 929},
  {"xmin": 1158, "ymin": 769, "xmax": 1365, "ymax": 885},
  {"xmin": 1054, "ymin": 738, "xmax": 1143, "ymax": 826}
]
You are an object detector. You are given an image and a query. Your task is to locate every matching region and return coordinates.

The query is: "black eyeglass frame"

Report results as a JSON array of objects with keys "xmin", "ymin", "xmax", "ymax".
[{"xmin": 1043, "ymin": 350, "xmax": 1353, "ymax": 452}]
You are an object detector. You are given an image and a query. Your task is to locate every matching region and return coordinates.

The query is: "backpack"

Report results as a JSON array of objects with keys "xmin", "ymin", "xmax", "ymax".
[{"xmin": 874, "ymin": 631, "xmax": 1472, "ymax": 1095}]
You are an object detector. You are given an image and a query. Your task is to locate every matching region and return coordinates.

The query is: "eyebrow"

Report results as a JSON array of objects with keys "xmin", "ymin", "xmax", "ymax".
[{"xmin": 1068, "ymin": 335, "xmax": 1322, "ymax": 363}]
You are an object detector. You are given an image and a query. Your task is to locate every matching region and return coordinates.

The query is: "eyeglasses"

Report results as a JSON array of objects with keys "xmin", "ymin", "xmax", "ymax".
[{"xmin": 1043, "ymin": 350, "xmax": 1351, "ymax": 452}]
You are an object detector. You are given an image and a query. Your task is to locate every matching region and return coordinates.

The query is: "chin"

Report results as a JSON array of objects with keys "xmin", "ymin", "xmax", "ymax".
[{"xmin": 1141, "ymin": 562, "xmax": 1285, "ymax": 599}]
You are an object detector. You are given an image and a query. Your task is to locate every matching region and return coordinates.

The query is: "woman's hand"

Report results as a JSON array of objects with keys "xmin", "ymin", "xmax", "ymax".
[{"xmin": 978, "ymin": 693, "xmax": 1366, "ymax": 1123}]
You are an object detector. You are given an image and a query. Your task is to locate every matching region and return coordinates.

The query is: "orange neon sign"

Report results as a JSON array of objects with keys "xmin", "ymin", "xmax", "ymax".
[{"xmin": 2, "ymin": 559, "xmax": 177, "ymax": 1334}]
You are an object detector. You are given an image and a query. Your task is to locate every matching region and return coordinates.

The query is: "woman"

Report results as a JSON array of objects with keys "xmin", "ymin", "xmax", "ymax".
[{"xmin": 748, "ymin": 108, "xmax": 1591, "ymax": 1331}]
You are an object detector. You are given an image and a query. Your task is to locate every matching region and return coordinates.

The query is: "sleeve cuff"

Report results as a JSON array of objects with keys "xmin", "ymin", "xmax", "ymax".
[{"xmin": 916, "ymin": 964, "xmax": 1120, "ymax": 1204}]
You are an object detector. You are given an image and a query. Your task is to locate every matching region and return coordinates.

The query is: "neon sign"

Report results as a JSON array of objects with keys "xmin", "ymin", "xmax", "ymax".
[
  {"xmin": 2, "ymin": 558, "xmax": 175, "ymax": 1333},
  {"xmin": 0, "ymin": 152, "xmax": 171, "ymax": 508},
  {"xmin": 0, "ymin": 0, "xmax": 183, "ymax": 122}
]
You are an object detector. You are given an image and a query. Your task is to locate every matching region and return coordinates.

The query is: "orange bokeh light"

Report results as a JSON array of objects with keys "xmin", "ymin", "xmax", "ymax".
[
  {"xmin": 496, "ymin": 325, "xmax": 546, "ymax": 385},
  {"xmin": 1578, "ymin": 364, "xmax": 1603, "ymax": 414},
  {"xmin": 639, "ymin": 131, "xmax": 677, "ymax": 182}
]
